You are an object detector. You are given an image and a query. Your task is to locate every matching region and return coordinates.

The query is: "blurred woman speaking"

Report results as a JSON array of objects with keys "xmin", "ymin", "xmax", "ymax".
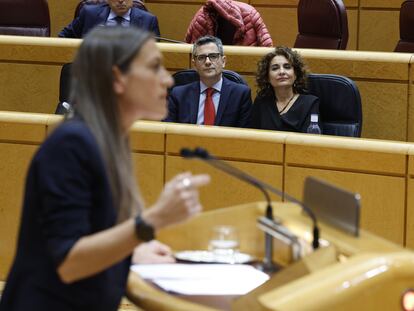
[
  {"xmin": 250, "ymin": 46, "xmax": 320, "ymax": 133},
  {"xmin": 0, "ymin": 27, "xmax": 209, "ymax": 311}
]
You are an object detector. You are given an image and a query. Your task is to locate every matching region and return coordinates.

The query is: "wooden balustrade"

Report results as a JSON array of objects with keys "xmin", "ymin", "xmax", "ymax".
[
  {"xmin": 1, "ymin": 112, "xmax": 414, "ymax": 279},
  {"xmin": 0, "ymin": 37, "xmax": 413, "ymax": 141}
]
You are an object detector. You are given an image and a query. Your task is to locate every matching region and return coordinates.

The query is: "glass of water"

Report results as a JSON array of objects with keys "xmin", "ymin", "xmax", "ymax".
[{"xmin": 208, "ymin": 226, "xmax": 239, "ymax": 262}]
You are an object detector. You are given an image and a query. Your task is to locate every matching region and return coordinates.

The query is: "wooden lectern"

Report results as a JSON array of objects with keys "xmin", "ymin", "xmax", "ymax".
[{"xmin": 126, "ymin": 202, "xmax": 414, "ymax": 311}]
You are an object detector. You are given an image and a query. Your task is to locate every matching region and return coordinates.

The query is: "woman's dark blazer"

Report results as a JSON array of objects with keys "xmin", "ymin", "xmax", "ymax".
[
  {"xmin": 250, "ymin": 93, "xmax": 320, "ymax": 133},
  {"xmin": 0, "ymin": 119, "xmax": 130, "ymax": 311}
]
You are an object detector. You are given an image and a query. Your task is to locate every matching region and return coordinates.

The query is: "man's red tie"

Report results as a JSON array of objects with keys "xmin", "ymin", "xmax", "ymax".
[{"xmin": 204, "ymin": 88, "xmax": 215, "ymax": 125}]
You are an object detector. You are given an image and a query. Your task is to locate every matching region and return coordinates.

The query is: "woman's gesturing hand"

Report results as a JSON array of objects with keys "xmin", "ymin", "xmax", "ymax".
[{"xmin": 142, "ymin": 172, "xmax": 210, "ymax": 230}]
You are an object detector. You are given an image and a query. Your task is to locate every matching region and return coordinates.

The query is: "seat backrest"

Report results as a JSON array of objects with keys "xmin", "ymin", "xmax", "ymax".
[
  {"xmin": 395, "ymin": 0, "xmax": 414, "ymax": 52},
  {"xmin": 306, "ymin": 74, "xmax": 362, "ymax": 137},
  {"xmin": 55, "ymin": 63, "xmax": 73, "ymax": 115},
  {"xmin": 172, "ymin": 69, "xmax": 248, "ymax": 88},
  {"xmin": 294, "ymin": 0, "xmax": 348, "ymax": 50},
  {"xmin": 0, "ymin": 0, "xmax": 50, "ymax": 36},
  {"xmin": 74, "ymin": 0, "xmax": 147, "ymax": 18}
]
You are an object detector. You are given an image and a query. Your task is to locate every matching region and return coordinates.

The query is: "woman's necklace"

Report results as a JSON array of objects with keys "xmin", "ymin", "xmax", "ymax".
[{"xmin": 278, "ymin": 94, "xmax": 296, "ymax": 114}]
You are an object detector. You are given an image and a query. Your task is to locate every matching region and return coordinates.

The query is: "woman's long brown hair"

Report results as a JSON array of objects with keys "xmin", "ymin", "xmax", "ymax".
[{"xmin": 70, "ymin": 27, "xmax": 151, "ymax": 222}]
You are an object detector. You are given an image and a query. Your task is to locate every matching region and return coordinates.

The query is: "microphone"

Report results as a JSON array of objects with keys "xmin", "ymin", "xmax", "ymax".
[
  {"xmin": 153, "ymin": 36, "xmax": 185, "ymax": 44},
  {"xmin": 180, "ymin": 147, "xmax": 320, "ymax": 251}
]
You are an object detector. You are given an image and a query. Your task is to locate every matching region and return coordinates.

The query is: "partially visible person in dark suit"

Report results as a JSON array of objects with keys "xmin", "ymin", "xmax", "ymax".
[
  {"xmin": 165, "ymin": 36, "xmax": 252, "ymax": 127},
  {"xmin": 250, "ymin": 46, "xmax": 320, "ymax": 133},
  {"xmin": 59, "ymin": 0, "xmax": 160, "ymax": 38},
  {"xmin": 0, "ymin": 27, "xmax": 209, "ymax": 311}
]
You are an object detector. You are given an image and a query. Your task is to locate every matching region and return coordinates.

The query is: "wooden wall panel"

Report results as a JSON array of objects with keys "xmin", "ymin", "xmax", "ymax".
[
  {"xmin": 407, "ymin": 178, "xmax": 414, "ymax": 248},
  {"xmin": 166, "ymin": 156, "xmax": 283, "ymax": 211},
  {"xmin": 0, "ymin": 112, "xmax": 48, "ymax": 143},
  {"xmin": 129, "ymin": 121, "xmax": 166, "ymax": 207},
  {"xmin": 255, "ymin": 7, "xmax": 297, "ymax": 48},
  {"xmin": 409, "ymin": 153, "xmax": 414, "ymax": 176},
  {"xmin": 356, "ymin": 81, "xmax": 408, "ymax": 141},
  {"xmin": 360, "ymin": 0, "xmax": 403, "ymax": 9},
  {"xmin": 409, "ymin": 59, "xmax": 414, "ymax": 141},
  {"xmin": 130, "ymin": 121, "xmax": 166, "ymax": 153},
  {"xmin": 250, "ymin": 0, "xmax": 298, "ymax": 5},
  {"xmin": 226, "ymin": 52, "xmax": 266, "ymax": 73},
  {"xmin": 407, "ymin": 151, "xmax": 414, "ymax": 248},
  {"xmin": 358, "ymin": 10, "xmax": 400, "ymax": 52},
  {"xmin": 0, "ymin": 37, "xmax": 78, "ymax": 63},
  {"xmin": 0, "ymin": 144, "xmax": 38, "ymax": 280},
  {"xmin": 48, "ymin": 0, "xmax": 80, "ymax": 37},
  {"xmin": 347, "ymin": 9, "xmax": 358, "ymax": 51},
  {"xmin": 284, "ymin": 166, "xmax": 405, "ymax": 245},
  {"xmin": 0, "ymin": 37, "xmax": 78, "ymax": 114},
  {"xmin": 130, "ymin": 122, "xmax": 166, "ymax": 207},
  {"xmin": 159, "ymin": 44, "xmax": 191, "ymax": 69},
  {"xmin": 244, "ymin": 75, "xmax": 257, "ymax": 96},
  {"xmin": 165, "ymin": 125, "xmax": 285, "ymax": 162},
  {"xmin": 285, "ymin": 143, "xmax": 407, "ymax": 175},
  {"xmin": 0, "ymin": 63, "xmax": 61, "ymax": 113},
  {"xmin": 133, "ymin": 153, "xmax": 164, "ymax": 207},
  {"xmin": 301, "ymin": 50, "xmax": 410, "ymax": 80},
  {"xmin": 146, "ymin": 3, "xmax": 201, "ymax": 42}
]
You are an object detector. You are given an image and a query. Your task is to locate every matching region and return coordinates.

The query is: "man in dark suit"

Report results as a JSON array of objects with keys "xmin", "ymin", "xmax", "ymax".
[
  {"xmin": 59, "ymin": 0, "xmax": 160, "ymax": 38},
  {"xmin": 165, "ymin": 36, "xmax": 252, "ymax": 127}
]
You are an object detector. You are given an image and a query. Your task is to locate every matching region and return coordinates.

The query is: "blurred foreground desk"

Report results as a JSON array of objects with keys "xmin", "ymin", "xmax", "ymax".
[{"xmin": 126, "ymin": 202, "xmax": 414, "ymax": 311}]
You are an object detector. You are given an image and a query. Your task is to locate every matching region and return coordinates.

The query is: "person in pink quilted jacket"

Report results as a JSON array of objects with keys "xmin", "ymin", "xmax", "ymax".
[{"xmin": 185, "ymin": 0, "xmax": 273, "ymax": 47}]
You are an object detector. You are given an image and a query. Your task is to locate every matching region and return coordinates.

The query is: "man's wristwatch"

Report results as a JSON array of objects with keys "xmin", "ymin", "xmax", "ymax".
[{"xmin": 134, "ymin": 215, "xmax": 155, "ymax": 242}]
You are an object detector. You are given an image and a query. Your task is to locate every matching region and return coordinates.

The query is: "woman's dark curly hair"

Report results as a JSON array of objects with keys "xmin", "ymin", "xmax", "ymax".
[{"xmin": 256, "ymin": 46, "xmax": 308, "ymax": 97}]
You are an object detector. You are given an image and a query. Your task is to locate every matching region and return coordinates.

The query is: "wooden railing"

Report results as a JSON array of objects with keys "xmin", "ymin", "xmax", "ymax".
[
  {"xmin": 0, "ymin": 36, "xmax": 413, "ymax": 141},
  {"xmin": 2, "ymin": 111, "xmax": 414, "ymax": 280}
]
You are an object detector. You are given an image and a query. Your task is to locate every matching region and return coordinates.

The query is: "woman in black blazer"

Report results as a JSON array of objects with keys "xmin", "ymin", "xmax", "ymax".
[
  {"xmin": 250, "ymin": 46, "xmax": 320, "ymax": 133},
  {"xmin": 0, "ymin": 27, "xmax": 209, "ymax": 311}
]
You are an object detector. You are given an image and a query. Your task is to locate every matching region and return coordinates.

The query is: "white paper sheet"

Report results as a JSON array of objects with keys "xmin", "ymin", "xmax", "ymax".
[{"xmin": 131, "ymin": 264, "xmax": 269, "ymax": 295}]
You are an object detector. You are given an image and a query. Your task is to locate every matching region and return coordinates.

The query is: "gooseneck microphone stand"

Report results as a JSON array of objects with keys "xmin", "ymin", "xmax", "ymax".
[
  {"xmin": 181, "ymin": 147, "xmax": 320, "ymax": 272},
  {"xmin": 153, "ymin": 36, "xmax": 185, "ymax": 44}
]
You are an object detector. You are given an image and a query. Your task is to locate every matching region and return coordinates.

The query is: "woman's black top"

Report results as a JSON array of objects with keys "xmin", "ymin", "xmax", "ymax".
[
  {"xmin": 250, "ymin": 92, "xmax": 320, "ymax": 133},
  {"xmin": 0, "ymin": 119, "xmax": 130, "ymax": 311}
]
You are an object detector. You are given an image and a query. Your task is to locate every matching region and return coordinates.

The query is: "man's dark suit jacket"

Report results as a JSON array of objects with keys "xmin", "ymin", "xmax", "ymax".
[
  {"xmin": 59, "ymin": 4, "xmax": 160, "ymax": 38},
  {"xmin": 165, "ymin": 77, "xmax": 252, "ymax": 127}
]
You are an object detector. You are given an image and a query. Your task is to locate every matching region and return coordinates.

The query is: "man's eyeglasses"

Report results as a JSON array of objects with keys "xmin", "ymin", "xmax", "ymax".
[{"xmin": 193, "ymin": 53, "xmax": 222, "ymax": 63}]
